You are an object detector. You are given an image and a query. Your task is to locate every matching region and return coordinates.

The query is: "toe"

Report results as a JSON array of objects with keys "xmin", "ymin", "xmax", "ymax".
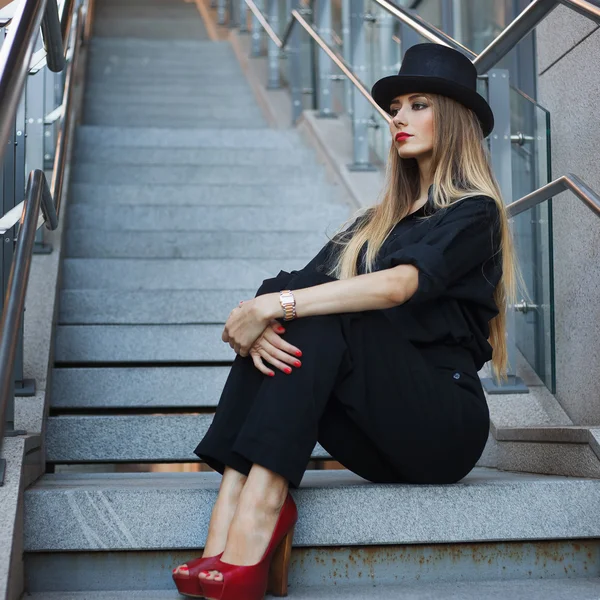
[{"xmin": 214, "ymin": 571, "xmax": 223, "ymax": 582}]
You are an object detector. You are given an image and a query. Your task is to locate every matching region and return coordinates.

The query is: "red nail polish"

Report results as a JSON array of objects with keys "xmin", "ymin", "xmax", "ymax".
[
  {"xmin": 295, "ymin": 350, "xmax": 302, "ymax": 357},
  {"xmin": 294, "ymin": 360, "xmax": 301, "ymax": 367},
  {"xmin": 268, "ymin": 371, "xmax": 275, "ymax": 377},
  {"xmin": 278, "ymin": 328, "xmax": 285, "ymax": 333},
  {"xmin": 284, "ymin": 367, "xmax": 292, "ymax": 374}
]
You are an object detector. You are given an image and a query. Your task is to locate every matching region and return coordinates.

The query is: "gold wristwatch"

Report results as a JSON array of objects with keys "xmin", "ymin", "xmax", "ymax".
[{"xmin": 279, "ymin": 290, "xmax": 296, "ymax": 321}]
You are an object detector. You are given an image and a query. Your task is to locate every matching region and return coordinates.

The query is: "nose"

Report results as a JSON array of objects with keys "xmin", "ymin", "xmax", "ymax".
[{"xmin": 392, "ymin": 109, "xmax": 406, "ymax": 128}]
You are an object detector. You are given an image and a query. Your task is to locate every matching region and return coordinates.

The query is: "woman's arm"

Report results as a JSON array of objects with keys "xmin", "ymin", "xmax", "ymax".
[{"xmin": 255, "ymin": 264, "xmax": 419, "ymax": 321}]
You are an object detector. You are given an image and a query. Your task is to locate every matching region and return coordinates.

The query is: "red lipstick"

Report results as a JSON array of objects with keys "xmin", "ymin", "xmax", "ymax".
[{"xmin": 395, "ymin": 132, "xmax": 413, "ymax": 142}]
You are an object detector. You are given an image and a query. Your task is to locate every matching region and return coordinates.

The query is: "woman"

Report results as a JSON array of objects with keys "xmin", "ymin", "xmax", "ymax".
[{"xmin": 172, "ymin": 43, "xmax": 516, "ymax": 600}]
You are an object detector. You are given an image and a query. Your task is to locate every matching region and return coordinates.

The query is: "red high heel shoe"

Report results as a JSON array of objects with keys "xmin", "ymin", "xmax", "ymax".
[
  {"xmin": 172, "ymin": 552, "xmax": 223, "ymax": 598},
  {"xmin": 200, "ymin": 493, "xmax": 298, "ymax": 600}
]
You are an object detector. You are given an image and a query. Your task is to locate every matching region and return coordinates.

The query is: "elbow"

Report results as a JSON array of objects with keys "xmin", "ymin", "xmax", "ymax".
[{"xmin": 387, "ymin": 264, "xmax": 419, "ymax": 305}]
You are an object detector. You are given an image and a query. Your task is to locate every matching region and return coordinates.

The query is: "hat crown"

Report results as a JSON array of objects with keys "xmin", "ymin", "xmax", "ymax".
[{"xmin": 399, "ymin": 43, "xmax": 477, "ymax": 92}]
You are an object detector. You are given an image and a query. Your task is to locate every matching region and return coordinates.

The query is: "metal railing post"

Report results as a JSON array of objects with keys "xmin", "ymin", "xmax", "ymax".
[
  {"xmin": 266, "ymin": 0, "xmax": 280, "ymax": 89},
  {"xmin": 239, "ymin": 0, "xmax": 248, "ymax": 32},
  {"xmin": 229, "ymin": 0, "xmax": 240, "ymax": 27},
  {"xmin": 0, "ymin": 112, "xmax": 20, "ymax": 439},
  {"xmin": 250, "ymin": 0, "xmax": 264, "ymax": 56},
  {"xmin": 378, "ymin": 6, "xmax": 398, "ymax": 79},
  {"xmin": 482, "ymin": 68, "xmax": 528, "ymax": 394},
  {"xmin": 13, "ymin": 82, "xmax": 35, "ymax": 397},
  {"xmin": 315, "ymin": 0, "xmax": 334, "ymax": 117},
  {"xmin": 288, "ymin": 3, "xmax": 303, "ymax": 122},
  {"xmin": 217, "ymin": 0, "xmax": 227, "ymax": 25},
  {"xmin": 349, "ymin": 0, "xmax": 375, "ymax": 170},
  {"xmin": 31, "ymin": 37, "xmax": 52, "ymax": 254},
  {"xmin": 342, "ymin": 0, "xmax": 352, "ymax": 114}
]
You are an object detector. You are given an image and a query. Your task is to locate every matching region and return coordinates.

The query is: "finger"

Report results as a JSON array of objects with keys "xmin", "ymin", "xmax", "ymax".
[
  {"xmin": 263, "ymin": 328, "xmax": 302, "ymax": 358},
  {"xmin": 260, "ymin": 338, "xmax": 302, "ymax": 368},
  {"xmin": 234, "ymin": 343, "xmax": 241, "ymax": 355},
  {"xmin": 250, "ymin": 351, "xmax": 274, "ymax": 376},
  {"xmin": 258, "ymin": 346, "xmax": 294, "ymax": 374},
  {"xmin": 270, "ymin": 320, "xmax": 286, "ymax": 334}
]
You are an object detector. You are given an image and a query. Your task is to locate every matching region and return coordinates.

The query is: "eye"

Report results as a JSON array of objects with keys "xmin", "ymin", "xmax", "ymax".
[
  {"xmin": 412, "ymin": 102, "xmax": 428, "ymax": 110},
  {"xmin": 390, "ymin": 107, "xmax": 400, "ymax": 116}
]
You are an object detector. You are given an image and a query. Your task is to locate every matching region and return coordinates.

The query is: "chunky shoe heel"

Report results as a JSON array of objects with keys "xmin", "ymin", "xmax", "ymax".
[
  {"xmin": 200, "ymin": 493, "xmax": 298, "ymax": 600},
  {"xmin": 267, "ymin": 526, "xmax": 295, "ymax": 596},
  {"xmin": 172, "ymin": 552, "xmax": 223, "ymax": 598}
]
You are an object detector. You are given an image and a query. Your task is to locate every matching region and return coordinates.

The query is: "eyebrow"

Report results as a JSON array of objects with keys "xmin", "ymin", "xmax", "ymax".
[{"xmin": 390, "ymin": 94, "xmax": 427, "ymax": 106}]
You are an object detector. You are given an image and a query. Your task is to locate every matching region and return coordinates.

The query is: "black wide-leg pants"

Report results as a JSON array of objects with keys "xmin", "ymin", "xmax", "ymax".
[{"xmin": 194, "ymin": 270, "xmax": 490, "ymax": 488}]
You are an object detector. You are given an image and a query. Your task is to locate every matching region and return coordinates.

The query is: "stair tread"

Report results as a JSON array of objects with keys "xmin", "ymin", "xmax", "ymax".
[
  {"xmin": 68, "ymin": 183, "xmax": 343, "ymax": 205},
  {"xmin": 44, "ymin": 414, "xmax": 329, "ymax": 461},
  {"xmin": 61, "ymin": 258, "xmax": 304, "ymax": 290},
  {"xmin": 24, "ymin": 469, "xmax": 600, "ymax": 550},
  {"xmin": 65, "ymin": 204, "xmax": 346, "ymax": 230},
  {"xmin": 23, "ymin": 579, "xmax": 600, "ymax": 600}
]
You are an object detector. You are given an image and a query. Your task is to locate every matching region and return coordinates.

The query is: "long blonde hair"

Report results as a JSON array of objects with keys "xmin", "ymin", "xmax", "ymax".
[{"xmin": 326, "ymin": 94, "xmax": 518, "ymax": 381}]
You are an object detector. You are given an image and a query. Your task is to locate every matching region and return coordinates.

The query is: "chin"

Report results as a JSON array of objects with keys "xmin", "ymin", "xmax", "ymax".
[{"xmin": 396, "ymin": 145, "xmax": 431, "ymax": 160}]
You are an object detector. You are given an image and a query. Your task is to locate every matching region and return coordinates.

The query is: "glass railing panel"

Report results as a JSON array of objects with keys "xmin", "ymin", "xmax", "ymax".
[{"xmin": 509, "ymin": 88, "xmax": 555, "ymax": 391}]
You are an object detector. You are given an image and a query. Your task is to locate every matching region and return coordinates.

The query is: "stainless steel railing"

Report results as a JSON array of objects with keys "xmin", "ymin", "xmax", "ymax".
[{"xmin": 0, "ymin": 0, "xmax": 89, "ymax": 484}]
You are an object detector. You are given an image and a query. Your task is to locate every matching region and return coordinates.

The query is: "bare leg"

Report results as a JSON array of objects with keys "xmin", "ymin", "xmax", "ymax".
[
  {"xmin": 201, "ymin": 463, "xmax": 289, "ymax": 581},
  {"xmin": 174, "ymin": 467, "xmax": 247, "ymax": 577}
]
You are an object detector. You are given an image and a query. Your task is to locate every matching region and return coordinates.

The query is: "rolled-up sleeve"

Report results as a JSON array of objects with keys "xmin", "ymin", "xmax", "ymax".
[{"xmin": 378, "ymin": 197, "xmax": 501, "ymax": 304}]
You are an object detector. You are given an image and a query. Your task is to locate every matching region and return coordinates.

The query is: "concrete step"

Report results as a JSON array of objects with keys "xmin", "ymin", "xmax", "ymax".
[
  {"xmin": 61, "ymin": 258, "xmax": 303, "ymax": 290},
  {"xmin": 65, "ymin": 204, "xmax": 345, "ymax": 231},
  {"xmin": 83, "ymin": 81, "xmax": 257, "ymax": 99},
  {"xmin": 74, "ymin": 125, "xmax": 312, "ymax": 149},
  {"xmin": 82, "ymin": 91, "xmax": 258, "ymax": 108},
  {"xmin": 51, "ymin": 366, "xmax": 229, "ymax": 408},
  {"xmin": 22, "ymin": 579, "xmax": 600, "ymax": 600},
  {"xmin": 71, "ymin": 162, "xmax": 323, "ymax": 186},
  {"xmin": 85, "ymin": 58, "xmax": 245, "ymax": 73},
  {"xmin": 57, "ymin": 288, "xmax": 281, "ymax": 324},
  {"xmin": 85, "ymin": 69, "xmax": 260, "ymax": 83},
  {"xmin": 64, "ymin": 230, "xmax": 326, "ymax": 259},
  {"xmin": 85, "ymin": 78, "xmax": 256, "ymax": 99},
  {"xmin": 44, "ymin": 415, "xmax": 329, "ymax": 462},
  {"xmin": 72, "ymin": 145, "xmax": 317, "ymax": 166},
  {"xmin": 24, "ymin": 469, "xmax": 600, "ymax": 551},
  {"xmin": 82, "ymin": 103, "xmax": 265, "ymax": 123},
  {"xmin": 54, "ymin": 324, "xmax": 234, "ymax": 363},
  {"xmin": 81, "ymin": 112, "xmax": 267, "ymax": 128},
  {"xmin": 87, "ymin": 36, "xmax": 228, "ymax": 51},
  {"xmin": 92, "ymin": 18, "xmax": 208, "ymax": 40},
  {"xmin": 68, "ymin": 183, "xmax": 342, "ymax": 206}
]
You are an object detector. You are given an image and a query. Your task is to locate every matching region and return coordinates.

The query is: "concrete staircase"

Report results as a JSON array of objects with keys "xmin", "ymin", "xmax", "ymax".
[{"xmin": 22, "ymin": 0, "xmax": 600, "ymax": 598}]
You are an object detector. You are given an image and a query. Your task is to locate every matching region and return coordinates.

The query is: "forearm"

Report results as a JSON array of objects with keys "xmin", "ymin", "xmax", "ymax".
[{"xmin": 258, "ymin": 265, "xmax": 418, "ymax": 321}]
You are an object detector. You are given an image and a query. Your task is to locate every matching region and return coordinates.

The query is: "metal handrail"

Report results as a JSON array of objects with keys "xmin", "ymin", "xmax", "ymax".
[
  {"xmin": 371, "ymin": 0, "xmax": 475, "ymax": 57},
  {"xmin": 244, "ymin": 1, "xmax": 391, "ymax": 122},
  {"xmin": 292, "ymin": 10, "xmax": 390, "ymax": 123},
  {"xmin": 0, "ymin": 0, "xmax": 65, "ymax": 171},
  {"xmin": 367, "ymin": 0, "xmax": 600, "ymax": 75},
  {"xmin": 0, "ymin": 171, "xmax": 59, "ymax": 428},
  {"xmin": 245, "ymin": 0, "xmax": 600, "ymax": 220},
  {"xmin": 0, "ymin": 0, "xmax": 82, "ymax": 235},
  {"xmin": 507, "ymin": 174, "xmax": 600, "ymax": 219},
  {"xmin": 245, "ymin": 0, "xmax": 283, "ymax": 48},
  {"xmin": 0, "ymin": 0, "xmax": 84, "ymax": 481}
]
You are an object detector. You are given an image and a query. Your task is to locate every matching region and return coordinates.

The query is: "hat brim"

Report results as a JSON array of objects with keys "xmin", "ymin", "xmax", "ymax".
[{"xmin": 371, "ymin": 75, "xmax": 495, "ymax": 138}]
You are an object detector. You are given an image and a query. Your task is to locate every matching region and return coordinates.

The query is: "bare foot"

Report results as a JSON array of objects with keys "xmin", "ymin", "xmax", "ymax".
[
  {"xmin": 201, "ymin": 464, "xmax": 288, "ymax": 582},
  {"xmin": 174, "ymin": 468, "xmax": 246, "ymax": 578}
]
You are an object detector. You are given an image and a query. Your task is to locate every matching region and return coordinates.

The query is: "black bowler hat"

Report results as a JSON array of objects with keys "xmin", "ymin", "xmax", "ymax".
[{"xmin": 371, "ymin": 43, "xmax": 494, "ymax": 137}]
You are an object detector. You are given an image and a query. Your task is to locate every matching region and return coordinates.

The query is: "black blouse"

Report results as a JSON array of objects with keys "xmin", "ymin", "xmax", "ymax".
[{"xmin": 300, "ymin": 188, "xmax": 503, "ymax": 371}]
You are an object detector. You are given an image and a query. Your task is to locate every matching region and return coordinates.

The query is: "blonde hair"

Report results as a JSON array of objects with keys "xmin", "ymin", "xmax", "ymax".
[{"xmin": 326, "ymin": 94, "xmax": 518, "ymax": 381}]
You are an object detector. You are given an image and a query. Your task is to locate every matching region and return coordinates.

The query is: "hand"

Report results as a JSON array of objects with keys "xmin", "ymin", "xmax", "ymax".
[
  {"xmin": 222, "ymin": 297, "xmax": 272, "ymax": 357},
  {"xmin": 249, "ymin": 321, "xmax": 303, "ymax": 376}
]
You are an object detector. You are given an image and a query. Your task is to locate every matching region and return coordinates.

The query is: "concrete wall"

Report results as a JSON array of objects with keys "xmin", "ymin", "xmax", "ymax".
[{"xmin": 536, "ymin": 6, "xmax": 600, "ymax": 424}]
